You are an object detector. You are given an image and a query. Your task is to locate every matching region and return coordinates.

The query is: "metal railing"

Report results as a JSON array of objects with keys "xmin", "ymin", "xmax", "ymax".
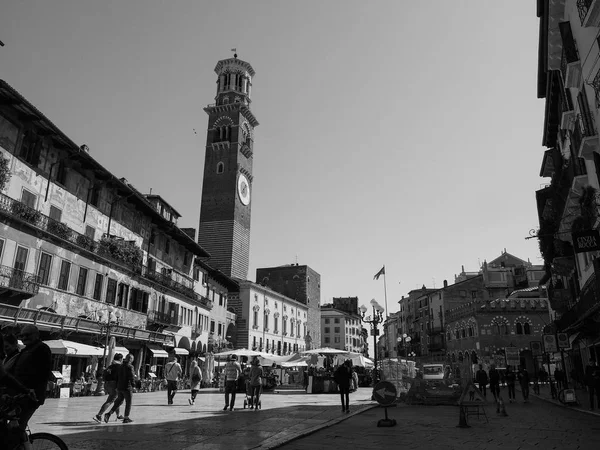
[
  {"xmin": 0, "ymin": 265, "xmax": 40, "ymax": 296},
  {"xmin": 0, "ymin": 192, "xmax": 142, "ymax": 272},
  {"xmin": 147, "ymin": 309, "xmax": 179, "ymax": 326},
  {"xmin": 141, "ymin": 267, "xmax": 196, "ymax": 300}
]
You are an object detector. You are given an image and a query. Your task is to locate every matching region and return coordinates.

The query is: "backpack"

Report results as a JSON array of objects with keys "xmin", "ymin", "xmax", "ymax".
[{"xmin": 333, "ymin": 366, "xmax": 344, "ymax": 384}]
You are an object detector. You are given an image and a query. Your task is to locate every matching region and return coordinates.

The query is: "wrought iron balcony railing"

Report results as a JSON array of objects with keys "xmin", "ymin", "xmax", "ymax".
[
  {"xmin": 0, "ymin": 265, "xmax": 40, "ymax": 296},
  {"xmin": 141, "ymin": 267, "xmax": 195, "ymax": 299},
  {"xmin": 0, "ymin": 192, "xmax": 143, "ymax": 272},
  {"xmin": 147, "ymin": 309, "xmax": 179, "ymax": 326}
]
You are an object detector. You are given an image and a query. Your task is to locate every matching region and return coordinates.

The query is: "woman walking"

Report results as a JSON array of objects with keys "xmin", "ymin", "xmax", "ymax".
[
  {"xmin": 248, "ymin": 357, "xmax": 263, "ymax": 409},
  {"xmin": 188, "ymin": 360, "xmax": 202, "ymax": 405}
]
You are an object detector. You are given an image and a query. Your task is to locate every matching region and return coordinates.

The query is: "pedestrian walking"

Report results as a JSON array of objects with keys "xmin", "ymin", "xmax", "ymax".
[
  {"xmin": 488, "ymin": 364, "xmax": 500, "ymax": 401},
  {"xmin": 475, "ymin": 364, "xmax": 488, "ymax": 398},
  {"xmin": 518, "ymin": 366, "xmax": 530, "ymax": 403},
  {"xmin": 93, "ymin": 353, "xmax": 124, "ymax": 422},
  {"xmin": 554, "ymin": 367, "xmax": 565, "ymax": 391},
  {"xmin": 248, "ymin": 357, "xmax": 263, "ymax": 410},
  {"xmin": 188, "ymin": 359, "xmax": 202, "ymax": 406},
  {"xmin": 223, "ymin": 354, "xmax": 242, "ymax": 411},
  {"xmin": 104, "ymin": 353, "xmax": 135, "ymax": 423},
  {"xmin": 334, "ymin": 360, "xmax": 353, "ymax": 413},
  {"xmin": 505, "ymin": 365, "xmax": 516, "ymax": 403},
  {"xmin": 584, "ymin": 358, "xmax": 600, "ymax": 411},
  {"xmin": 165, "ymin": 354, "xmax": 182, "ymax": 405}
]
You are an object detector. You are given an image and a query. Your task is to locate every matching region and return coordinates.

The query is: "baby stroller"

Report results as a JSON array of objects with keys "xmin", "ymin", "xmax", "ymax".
[{"xmin": 243, "ymin": 378, "xmax": 262, "ymax": 409}]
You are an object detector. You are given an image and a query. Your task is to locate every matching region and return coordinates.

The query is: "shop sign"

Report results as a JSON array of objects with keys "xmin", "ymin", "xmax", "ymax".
[
  {"xmin": 572, "ymin": 230, "xmax": 600, "ymax": 253},
  {"xmin": 557, "ymin": 333, "xmax": 570, "ymax": 349},
  {"xmin": 543, "ymin": 334, "xmax": 558, "ymax": 353},
  {"xmin": 530, "ymin": 341, "xmax": 543, "ymax": 356},
  {"xmin": 505, "ymin": 347, "xmax": 520, "ymax": 367}
]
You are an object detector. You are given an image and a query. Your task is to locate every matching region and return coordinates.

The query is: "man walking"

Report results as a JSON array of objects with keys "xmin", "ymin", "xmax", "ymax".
[
  {"xmin": 334, "ymin": 360, "xmax": 353, "ymax": 413},
  {"xmin": 585, "ymin": 358, "xmax": 600, "ymax": 410},
  {"xmin": 518, "ymin": 366, "xmax": 530, "ymax": 403},
  {"xmin": 104, "ymin": 353, "xmax": 135, "ymax": 423},
  {"xmin": 93, "ymin": 353, "xmax": 123, "ymax": 422},
  {"xmin": 488, "ymin": 364, "xmax": 500, "ymax": 401},
  {"xmin": 165, "ymin": 354, "xmax": 182, "ymax": 405},
  {"xmin": 223, "ymin": 354, "xmax": 242, "ymax": 411},
  {"xmin": 475, "ymin": 364, "xmax": 488, "ymax": 398},
  {"xmin": 8, "ymin": 324, "xmax": 52, "ymax": 433}
]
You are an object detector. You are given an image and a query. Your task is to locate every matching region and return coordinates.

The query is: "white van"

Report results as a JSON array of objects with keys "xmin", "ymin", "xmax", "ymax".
[{"xmin": 422, "ymin": 364, "xmax": 445, "ymax": 380}]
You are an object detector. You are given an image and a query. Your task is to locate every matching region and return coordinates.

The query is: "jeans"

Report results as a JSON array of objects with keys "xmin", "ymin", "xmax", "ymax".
[
  {"xmin": 507, "ymin": 383, "xmax": 516, "ymax": 400},
  {"xmin": 167, "ymin": 380, "xmax": 178, "ymax": 403},
  {"xmin": 339, "ymin": 385, "xmax": 350, "ymax": 410},
  {"xmin": 191, "ymin": 389, "xmax": 199, "ymax": 402},
  {"xmin": 478, "ymin": 383, "xmax": 487, "ymax": 397},
  {"xmin": 225, "ymin": 380, "xmax": 237, "ymax": 408},
  {"xmin": 110, "ymin": 389, "xmax": 132, "ymax": 418},
  {"xmin": 521, "ymin": 383, "xmax": 529, "ymax": 400},
  {"xmin": 98, "ymin": 382, "xmax": 120, "ymax": 416},
  {"xmin": 489, "ymin": 383, "xmax": 499, "ymax": 400},
  {"xmin": 251, "ymin": 385, "xmax": 261, "ymax": 406}
]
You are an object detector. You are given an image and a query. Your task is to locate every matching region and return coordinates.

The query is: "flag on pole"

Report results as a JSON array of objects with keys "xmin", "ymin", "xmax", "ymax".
[{"xmin": 374, "ymin": 266, "xmax": 385, "ymax": 280}]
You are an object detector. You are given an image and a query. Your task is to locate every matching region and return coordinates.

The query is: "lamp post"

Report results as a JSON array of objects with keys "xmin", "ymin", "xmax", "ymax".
[
  {"xmin": 359, "ymin": 299, "xmax": 385, "ymax": 385},
  {"xmin": 397, "ymin": 334, "xmax": 412, "ymax": 360},
  {"xmin": 94, "ymin": 306, "xmax": 122, "ymax": 395}
]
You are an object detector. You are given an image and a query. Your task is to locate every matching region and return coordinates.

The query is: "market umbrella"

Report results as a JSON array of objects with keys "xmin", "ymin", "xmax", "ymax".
[
  {"xmin": 44, "ymin": 339, "xmax": 104, "ymax": 357},
  {"xmin": 213, "ymin": 348, "xmax": 263, "ymax": 359},
  {"xmin": 303, "ymin": 347, "xmax": 349, "ymax": 355}
]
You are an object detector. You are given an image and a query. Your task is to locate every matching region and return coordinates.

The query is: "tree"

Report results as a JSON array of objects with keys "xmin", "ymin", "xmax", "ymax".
[{"xmin": 0, "ymin": 153, "xmax": 11, "ymax": 192}]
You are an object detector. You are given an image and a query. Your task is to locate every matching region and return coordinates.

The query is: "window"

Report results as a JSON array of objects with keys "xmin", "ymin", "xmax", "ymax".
[
  {"xmin": 58, "ymin": 260, "xmax": 71, "ymax": 290},
  {"xmin": 49, "ymin": 206, "xmax": 62, "ymax": 222},
  {"xmin": 0, "ymin": 239, "xmax": 4, "ymax": 260},
  {"xmin": 164, "ymin": 239, "xmax": 170, "ymax": 254},
  {"xmin": 334, "ymin": 327, "xmax": 340, "ymax": 333},
  {"xmin": 210, "ymin": 320, "xmax": 215, "ymax": 333},
  {"xmin": 37, "ymin": 253, "xmax": 52, "ymax": 285},
  {"xmin": 20, "ymin": 189, "xmax": 36, "ymax": 209},
  {"xmin": 117, "ymin": 283, "xmax": 129, "ymax": 308},
  {"xmin": 89, "ymin": 185, "xmax": 101, "ymax": 207},
  {"xmin": 264, "ymin": 312, "xmax": 269, "ymax": 330},
  {"xmin": 92, "ymin": 274, "xmax": 103, "ymax": 300},
  {"xmin": 216, "ymin": 162, "xmax": 224, "ymax": 174},
  {"xmin": 524, "ymin": 323, "xmax": 531, "ymax": 335},
  {"xmin": 218, "ymin": 323, "xmax": 222, "ymax": 335},
  {"xmin": 516, "ymin": 323, "xmax": 523, "ymax": 335},
  {"xmin": 324, "ymin": 327, "xmax": 330, "ymax": 334},
  {"xmin": 253, "ymin": 309, "xmax": 258, "ymax": 327},
  {"xmin": 106, "ymin": 278, "xmax": 117, "ymax": 304},
  {"xmin": 149, "ymin": 231, "xmax": 155, "ymax": 245},
  {"xmin": 85, "ymin": 225, "xmax": 95, "ymax": 240},
  {"xmin": 76, "ymin": 267, "xmax": 88, "ymax": 296},
  {"xmin": 334, "ymin": 336, "xmax": 340, "ymax": 343},
  {"xmin": 193, "ymin": 267, "xmax": 200, "ymax": 281},
  {"xmin": 334, "ymin": 318, "xmax": 340, "ymax": 323},
  {"xmin": 19, "ymin": 130, "xmax": 41, "ymax": 166},
  {"xmin": 0, "ymin": 114, "xmax": 19, "ymax": 152},
  {"xmin": 274, "ymin": 317, "xmax": 278, "ymax": 333},
  {"xmin": 325, "ymin": 318, "xmax": 330, "ymax": 324},
  {"xmin": 471, "ymin": 290, "xmax": 477, "ymax": 299}
]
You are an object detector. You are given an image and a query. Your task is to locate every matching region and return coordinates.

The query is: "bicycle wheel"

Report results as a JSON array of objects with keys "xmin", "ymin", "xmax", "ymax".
[{"xmin": 30, "ymin": 432, "xmax": 68, "ymax": 450}]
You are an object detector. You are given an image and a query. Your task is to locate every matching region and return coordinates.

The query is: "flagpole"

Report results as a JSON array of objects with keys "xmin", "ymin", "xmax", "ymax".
[{"xmin": 383, "ymin": 266, "xmax": 388, "ymax": 318}]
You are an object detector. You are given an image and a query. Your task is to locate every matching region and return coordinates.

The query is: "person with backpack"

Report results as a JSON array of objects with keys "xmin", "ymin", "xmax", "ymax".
[
  {"xmin": 165, "ymin": 354, "xmax": 182, "ymax": 405},
  {"xmin": 93, "ymin": 353, "xmax": 124, "ymax": 423},
  {"xmin": 334, "ymin": 360, "xmax": 353, "ymax": 413},
  {"xmin": 188, "ymin": 359, "xmax": 202, "ymax": 406}
]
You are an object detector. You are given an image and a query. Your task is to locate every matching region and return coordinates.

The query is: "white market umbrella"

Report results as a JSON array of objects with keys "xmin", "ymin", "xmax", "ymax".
[
  {"xmin": 213, "ymin": 348, "xmax": 263, "ymax": 359},
  {"xmin": 303, "ymin": 347, "xmax": 348, "ymax": 355}
]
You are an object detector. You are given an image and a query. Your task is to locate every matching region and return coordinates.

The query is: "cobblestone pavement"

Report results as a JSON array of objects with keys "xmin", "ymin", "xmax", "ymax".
[
  {"xmin": 276, "ymin": 392, "xmax": 600, "ymax": 450},
  {"xmin": 29, "ymin": 387, "xmax": 375, "ymax": 449}
]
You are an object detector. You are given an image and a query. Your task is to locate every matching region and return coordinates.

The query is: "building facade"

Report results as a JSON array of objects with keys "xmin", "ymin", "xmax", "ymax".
[
  {"xmin": 0, "ymin": 80, "xmax": 229, "ymax": 380},
  {"xmin": 198, "ymin": 55, "xmax": 258, "ymax": 280},
  {"xmin": 320, "ymin": 297, "xmax": 364, "ymax": 353},
  {"xmin": 256, "ymin": 263, "xmax": 321, "ymax": 350}
]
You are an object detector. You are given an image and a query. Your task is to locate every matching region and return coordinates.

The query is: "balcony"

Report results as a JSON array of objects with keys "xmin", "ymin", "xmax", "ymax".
[
  {"xmin": 0, "ymin": 265, "xmax": 40, "ymax": 301},
  {"xmin": 191, "ymin": 325, "xmax": 203, "ymax": 340},
  {"xmin": 0, "ymin": 192, "xmax": 143, "ymax": 272},
  {"xmin": 147, "ymin": 309, "xmax": 179, "ymax": 326},
  {"xmin": 577, "ymin": 0, "xmax": 600, "ymax": 28},
  {"xmin": 574, "ymin": 113, "xmax": 599, "ymax": 160},
  {"xmin": 225, "ymin": 310, "xmax": 236, "ymax": 322},
  {"xmin": 141, "ymin": 267, "xmax": 196, "ymax": 301},
  {"xmin": 559, "ymin": 22, "xmax": 582, "ymax": 88}
]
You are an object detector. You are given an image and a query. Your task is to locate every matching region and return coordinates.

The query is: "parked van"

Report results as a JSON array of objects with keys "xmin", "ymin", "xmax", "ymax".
[{"xmin": 422, "ymin": 364, "xmax": 445, "ymax": 380}]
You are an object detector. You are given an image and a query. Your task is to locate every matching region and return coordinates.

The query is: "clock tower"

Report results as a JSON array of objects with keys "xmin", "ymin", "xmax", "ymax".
[{"xmin": 198, "ymin": 55, "xmax": 259, "ymax": 279}]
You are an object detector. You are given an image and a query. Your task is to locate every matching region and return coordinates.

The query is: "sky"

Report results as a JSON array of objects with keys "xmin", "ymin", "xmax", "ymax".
[{"xmin": 0, "ymin": 1, "xmax": 545, "ymax": 316}]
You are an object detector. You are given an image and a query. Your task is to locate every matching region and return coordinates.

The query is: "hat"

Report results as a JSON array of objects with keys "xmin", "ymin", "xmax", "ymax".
[{"xmin": 230, "ymin": 354, "xmax": 237, "ymax": 360}]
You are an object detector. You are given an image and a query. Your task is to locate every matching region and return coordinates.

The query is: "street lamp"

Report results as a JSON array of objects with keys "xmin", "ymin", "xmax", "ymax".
[
  {"xmin": 397, "ymin": 333, "xmax": 412, "ymax": 360},
  {"xmin": 359, "ymin": 299, "xmax": 385, "ymax": 385},
  {"xmin": 94, "ymin": 306, "xmax": 122, "ymax": 395}
]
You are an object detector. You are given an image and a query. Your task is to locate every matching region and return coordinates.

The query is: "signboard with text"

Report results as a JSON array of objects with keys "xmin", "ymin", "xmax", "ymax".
[
  {"xmin": 505, "ymin": 347, "xmax": 520, "ymax": 367},
  {"xmin": 572, "ymin": 230, "xmax": 600, "ymax": 253},
  {"xmin": 543, "ymin": 334, "xmax": 558, "ymax": 353}
]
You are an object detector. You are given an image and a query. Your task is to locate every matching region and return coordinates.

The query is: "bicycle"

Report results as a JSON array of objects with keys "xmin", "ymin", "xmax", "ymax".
[{"xmin": 0, "ymin": 393, "xmax": 68, "ymax": 449}]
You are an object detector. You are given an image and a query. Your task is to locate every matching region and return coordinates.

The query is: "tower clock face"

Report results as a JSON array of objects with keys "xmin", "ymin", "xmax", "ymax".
[{"xmin": 237, "ymin": 173, "xmax": 251, "ymax": 206}]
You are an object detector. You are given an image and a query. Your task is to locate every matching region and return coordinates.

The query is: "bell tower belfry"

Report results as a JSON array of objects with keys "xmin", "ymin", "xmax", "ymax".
[{"xmin": 198, "ymin": 55, "xmax": 259, "ymax": 280}]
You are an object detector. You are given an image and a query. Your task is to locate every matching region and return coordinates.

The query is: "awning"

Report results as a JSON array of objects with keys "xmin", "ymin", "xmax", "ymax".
[
  {"xmin": 106, "ymin": 346, "xmax": 130, "ymax": 357},
  {"xmin": 44, "ymin": 339, "xmax": 104, "ymax": 357},
  {"xmin": 147, "ymin": 344, "xmax": 169, "ymax": 358},
  {"xmin": 569, "ymin": 332, "xmax": 581, "ymax": 349},
  {"xmin": 174, "ymin": 348, "xmax": 189, "ymax": 356}
]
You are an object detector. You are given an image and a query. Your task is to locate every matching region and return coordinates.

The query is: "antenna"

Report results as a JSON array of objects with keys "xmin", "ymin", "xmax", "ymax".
[{"xmin": 432, "ymin": 278, "xmax": 436, "ymax": 288}]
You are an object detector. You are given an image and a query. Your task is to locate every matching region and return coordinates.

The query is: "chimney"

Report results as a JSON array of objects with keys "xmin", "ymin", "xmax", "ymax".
[{"xmin": 443, "ymin": 280, "xmax": 448, "ymax": 288}]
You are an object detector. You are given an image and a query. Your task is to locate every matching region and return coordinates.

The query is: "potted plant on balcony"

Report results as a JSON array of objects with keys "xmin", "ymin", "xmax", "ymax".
[
  {"xmin": 47, "ymin": 220, "xmax": 72, "ymax": 240},
  {"xmin": 0, "ymin": 153, "xmax": 11, "ymax": 192},
  {"xmin": 75, "ymin": 234, "xmax": 95, "ymax": 251},
  {"xmin": 98, "ymin": 236, "xmax": 143, "ymax": 268},
  {"xmin": 10, "ymin": 201, "xmax": 42, "ymax": 225}
]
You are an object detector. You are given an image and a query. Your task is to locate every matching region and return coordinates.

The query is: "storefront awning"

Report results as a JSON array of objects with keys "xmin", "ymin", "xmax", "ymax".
[
  {"xmin": 105, "ymin": 346, "xmax": 131, "ymax": 357},
  {"xmin": 44, "ymin": 339, "xmax": 104, "ymax": 357},
  {"xmin": 174, "ymin": 348, "xmax": 189, "ymax": 356},
  {"xmin": 147, "ymin": 344, "xmax": 169, "ymax": 358}
]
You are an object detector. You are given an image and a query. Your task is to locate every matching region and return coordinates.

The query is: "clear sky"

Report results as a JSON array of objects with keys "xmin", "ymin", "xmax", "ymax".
[{"xmin": 0, "ymin": 1, "xmax": 545, "ymax": 315}]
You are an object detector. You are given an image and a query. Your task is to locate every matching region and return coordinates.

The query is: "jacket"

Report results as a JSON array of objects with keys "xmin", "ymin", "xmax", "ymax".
[
  {"xmin": 103, "ymin": 361, "xmax": 122, "ymax": 384},
  {"xmin": 334, "ymin": 365, "xmax": 352, "ymax": 389},
  {"xmin": 116, "ymin": 361, "xmax": 136, "ymax": 391},
  {"xmin": 488, "ymin": 369, "xmax": 500, "ymax": 385},
  {"xmin": 224, "ymin": 361, "xmax": 242, "ymax": 381},
  {"xmin": 8, "ymin": 340, "xmax": 52, "ymax": 404},
  {"xmin": 475, "ymin": 369, "xmax": 488, "ymax": 385}
]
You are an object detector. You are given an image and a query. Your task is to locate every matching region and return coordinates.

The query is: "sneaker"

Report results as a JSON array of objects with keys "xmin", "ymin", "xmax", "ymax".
[
  {"xmin": 93, "ymin": 414, "xmax": 102, "ymax": 423},
  {"xmin": 249, "ymin": 405, "xmax": 254, "ymax": 410},
  {"xmin": 223, "ymin": 406, "xmax": 228, "ymax": 411},
  {"xmin": 116, "ymin": 415, "xmax": 124, "ymax": 420},
  {"xmin": 188, "ymin": 399, "xmax": 193, "ymax": 405},
  {"xmin": 122, "ymin": 418, "xmax": 133, "ymax": 424},
  {"xmin": 230, "ymin": 407, "xmax": 234, "ymax": 411},
  {"xmin": 103, "ymin": 413, "xmax": 111, "ymax": 424}
]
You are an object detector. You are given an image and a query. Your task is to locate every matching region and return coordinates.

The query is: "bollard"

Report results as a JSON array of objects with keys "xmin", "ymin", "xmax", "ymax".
[
  {"xmin": 497, "ymin": 397, "xmax": 508, "ymax": 417},
  {"xmin": 457, "ymin": 405, "xmax": 470, "ymax": 428}
]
